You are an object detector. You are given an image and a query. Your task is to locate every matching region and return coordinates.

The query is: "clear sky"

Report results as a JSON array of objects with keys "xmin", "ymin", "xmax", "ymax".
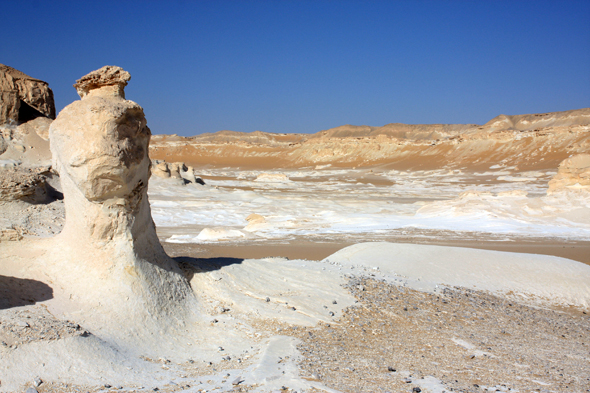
[{"xmin": 3, "ymin": 0, "xmax": 589, "ymax": 136}]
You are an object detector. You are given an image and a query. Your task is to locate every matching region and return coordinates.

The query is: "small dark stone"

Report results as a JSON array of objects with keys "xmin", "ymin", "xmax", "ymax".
[
  {"xmin": 387, "ymin": 366, "xmax": 396, "ymax": 372},
  {"xmin": 266, "ymin": 297, "xmax": 270, "ymax": 302},
  {"xmin": 412, "ymin": 388, "xmax": 422, "ymax": 392},
  {"xmin": 329, "ymin": 311, "xmax": 335, "ymax": 316},
  {"xmin": 332, "ymin": 300, "xmax": 337, "ymax": 304}
]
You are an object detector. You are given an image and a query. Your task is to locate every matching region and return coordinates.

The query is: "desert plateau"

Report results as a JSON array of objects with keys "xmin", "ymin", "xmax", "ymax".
[{"xmin": 1, "ymin": 60, "xmax": 590, "ymax": 393}]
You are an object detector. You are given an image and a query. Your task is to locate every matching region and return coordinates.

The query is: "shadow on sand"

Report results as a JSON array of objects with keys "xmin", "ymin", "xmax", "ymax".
[
  {"xmin": 173, "ymin": 256, "xmax": 244, "ymax": 282},
  {"xmin": 0, "ymin": 275, "xmax": 54, "ymax": 310}
]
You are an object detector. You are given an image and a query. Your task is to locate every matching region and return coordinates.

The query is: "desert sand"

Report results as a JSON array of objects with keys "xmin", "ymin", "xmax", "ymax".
[{"xmin": 1, "ymin": 66, "xmax": 590, "ymax": 393}]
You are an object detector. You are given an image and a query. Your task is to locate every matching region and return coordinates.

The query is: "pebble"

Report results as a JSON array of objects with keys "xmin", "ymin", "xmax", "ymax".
[
  {"xmin": 387, "ymin": 366, "xmax": 396, "ymax": 372},
  {"xmin": 25, "ymin": 388, "xmax": 38, "ymax": 393},
  {"xmin": 232, "ymin": 376, "xmax": 244, "ymax": 385},
  {"xmin": 329, "ymin": 311, "xmax": 335, "ymax": 316},
  {"xmin": 412, "ymin": 388, "xmax": 422, "ymax": 393},
  {"xmin": 33, "ymin": 378, "xmax": 42, "ymax": 387},
  {"xmin": 266, "ymin": 297, "xmax": 270, "ymax": 302}
]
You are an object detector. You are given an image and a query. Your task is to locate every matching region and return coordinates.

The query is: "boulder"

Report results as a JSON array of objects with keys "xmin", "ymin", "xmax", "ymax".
[
  {"xmin": 0, "ymin": 64, "xmax": 55, "ymax": 124},
  {"xmin": 547, "ymin": 154, "xmax": 590, "ymax": 194}
]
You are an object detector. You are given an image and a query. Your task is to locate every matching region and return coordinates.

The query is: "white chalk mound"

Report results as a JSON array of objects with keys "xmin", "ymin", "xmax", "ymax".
[
  {"xmin": 197, "ymin": 227, "xmax": 246, "ymax": 241},
  {"xmin": 254, "ymin": 172, "xmax": 291, "ymax": 182},
  {"xmin": 325, "ymin": 242, "xmax": 590, "ymax": 310}
]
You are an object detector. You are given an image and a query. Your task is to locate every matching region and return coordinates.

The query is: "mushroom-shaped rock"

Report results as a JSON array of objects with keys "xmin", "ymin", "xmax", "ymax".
[{"xmin": 48, "ymin": 66, "xmax": 197, "ymax": 351}]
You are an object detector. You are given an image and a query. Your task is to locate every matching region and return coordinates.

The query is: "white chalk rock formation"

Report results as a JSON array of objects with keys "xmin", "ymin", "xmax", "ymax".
[
  {"xmin": 244, "ymin": 213, "xmax": 268, "ymax": 232},
  {"xmin": 151, "ymin": 159, "xmax": 204, "ymax": 184},
  {"xmin": 254, "ymin": 172, "xmax": 290, "ymax": 182},
  {"xmin": 48, "ymin": 66, "xmax": 197, "ymax": 350},
  {"xmin": 547, "ymin": 154, "xmax": 590, "ymax": 194},
  {"xmin": 196, "ymin": 227, "xmax": 246, "ymax": 241},
  {"xmin": 151, "ymin": 159, "xmax": 171, "ymax": 178}
]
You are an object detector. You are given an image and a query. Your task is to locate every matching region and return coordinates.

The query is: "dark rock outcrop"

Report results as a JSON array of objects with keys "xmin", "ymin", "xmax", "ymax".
[{"xmin": 0, "ymin": 64, "xmax": 56, "ymax": 125}]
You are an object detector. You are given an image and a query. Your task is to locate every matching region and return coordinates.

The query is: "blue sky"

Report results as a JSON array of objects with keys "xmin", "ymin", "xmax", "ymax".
[{"xmin": 3, "ymin": 0, "xmax": 589, "ymax": 135}]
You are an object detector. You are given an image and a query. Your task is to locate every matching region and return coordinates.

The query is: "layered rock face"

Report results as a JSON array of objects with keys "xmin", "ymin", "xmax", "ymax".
[
  {"xmin": 48, "ymin": 66, "xmax": 195, "ymax": 344},
  {"xmin": 0, "ymin": 64, "xmax": 55, "ymax": 124}
]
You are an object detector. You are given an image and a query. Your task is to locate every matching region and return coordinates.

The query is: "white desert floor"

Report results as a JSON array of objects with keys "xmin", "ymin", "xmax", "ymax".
[
  {"xmin": 2, "ymin": 166, "xmax": 590, "ymax": 392},
  {"xmin": 150, "ymin": 166, "xmax": 590, "ymax": 245}
]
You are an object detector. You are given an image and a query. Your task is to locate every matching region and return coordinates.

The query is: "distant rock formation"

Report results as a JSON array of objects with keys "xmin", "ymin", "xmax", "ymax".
[
  {"xmin": 48, "ymin": 66, "xmax": 196, "ymax": 345},
  {"xmin": 151, "ymin": 159, "xmax": 204, "ymax": 184},
  {"xmin": 547, "ymin": 154, "xmax": 590, "ymax": 194},
  {"xmin": 0, "ymin": 64, "xmax": 55, "ymax": 125}
]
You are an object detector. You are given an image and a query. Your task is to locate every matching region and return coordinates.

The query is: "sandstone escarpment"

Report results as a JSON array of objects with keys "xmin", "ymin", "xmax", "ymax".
[{"xmin": 0, "ymin": 64, "xmax": 55, "ymax": 125}]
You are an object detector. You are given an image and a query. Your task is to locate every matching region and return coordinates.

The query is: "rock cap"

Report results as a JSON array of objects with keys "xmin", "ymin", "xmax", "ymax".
[{"xmin": 73, "ymin": 65, "xmax": 131, "ymax": 99}]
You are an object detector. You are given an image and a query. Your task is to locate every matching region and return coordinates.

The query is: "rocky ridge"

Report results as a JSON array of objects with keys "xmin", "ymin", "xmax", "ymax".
[{"xmin": 150, "ymin": 108, "xmax": 590, "ymax": 170}]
